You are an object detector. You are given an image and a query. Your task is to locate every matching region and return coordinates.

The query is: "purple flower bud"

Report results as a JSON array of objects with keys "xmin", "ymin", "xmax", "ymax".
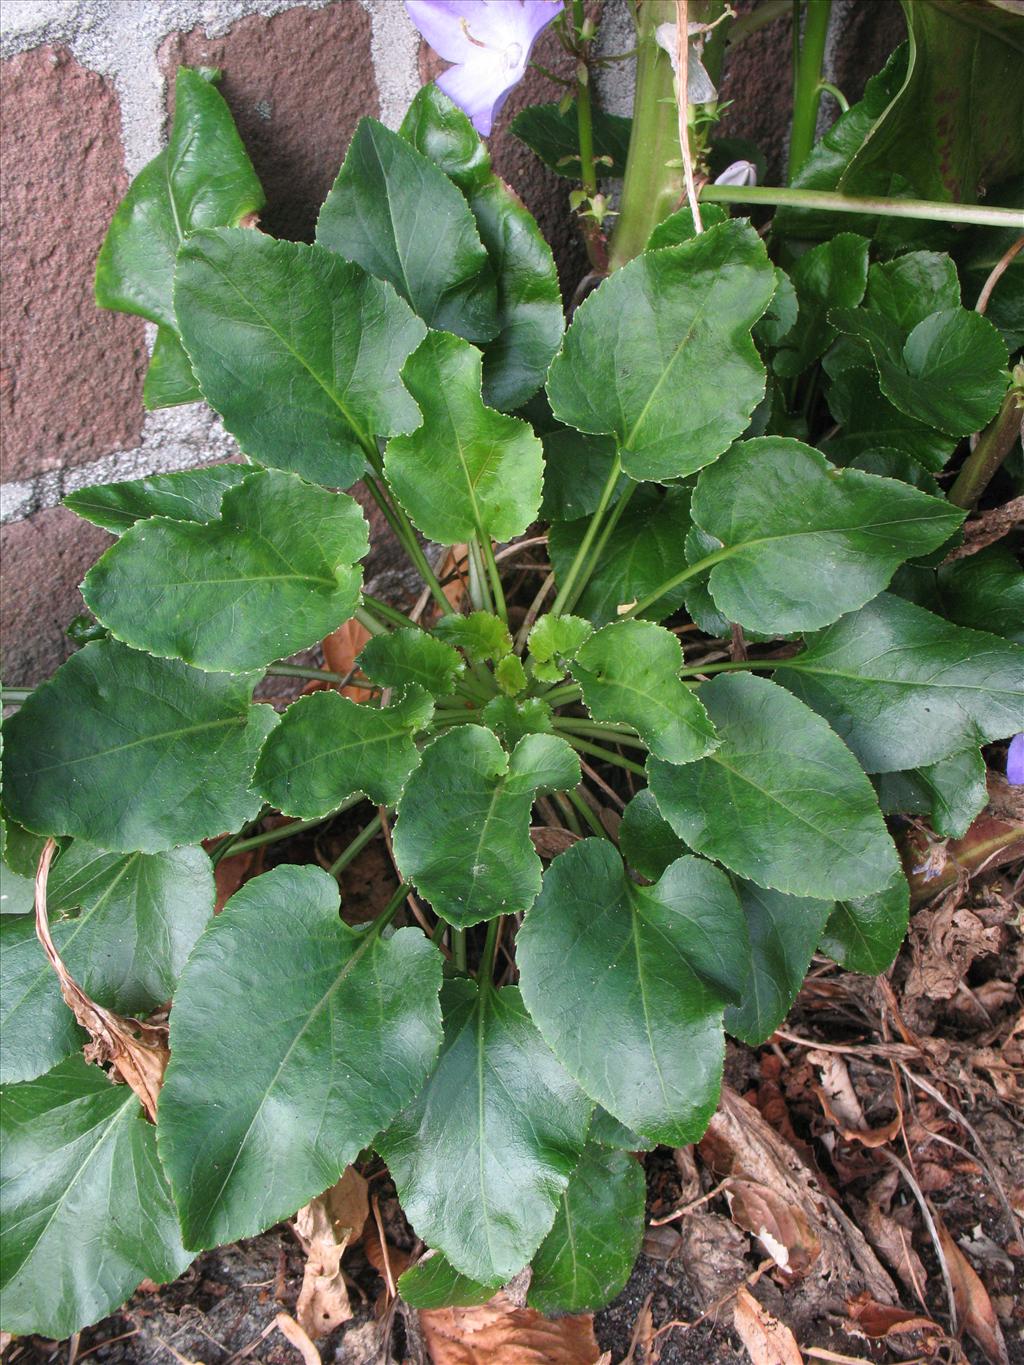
[
  {"xmin": 406, "ymin": 0, "xmax": 565, "ymax": 136},
  {"xmin": 1007, "ymin": 733, "xmax": 1024, "ymax": 785},
  {"xmin": 714, "ymin": 159, "xmax": 758, "ymax": 187}
]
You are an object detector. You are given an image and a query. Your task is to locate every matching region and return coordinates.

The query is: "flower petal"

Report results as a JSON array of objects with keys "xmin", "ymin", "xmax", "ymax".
[
  {"xmin": 404, "ymin": 1, "xmax": 479, "ymax": 63},
  {"xmin": 714, "ymin": 159, "xmax": 758, "ymax": 187},
  {"xmin": 1007, "ymin": 733, "xmax": 1024, "ymax": 785},
  {"xmin": 437, "ymin": 55, "xmax": 512, "ymax": 136}
]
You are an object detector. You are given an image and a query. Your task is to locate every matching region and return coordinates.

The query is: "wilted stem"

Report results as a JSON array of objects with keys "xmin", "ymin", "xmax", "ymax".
[{"xmin": 700, "ymin": 183, "xmax": 1024, "ymax": 228}]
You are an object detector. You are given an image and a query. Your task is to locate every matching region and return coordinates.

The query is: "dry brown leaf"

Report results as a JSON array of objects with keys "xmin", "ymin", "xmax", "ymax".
[
  {"xmin": 725, "ymin": 1178, "xmax": 821, "ymax": 1277},
  {"xmin": 275, "ymin": 1312, "xmax": 322, "ymax": 1365},
  {"xmin": 809, "ymin": 1052, "xmax": 903, "ymax": 1149},
  {"xmin": 936, "ymin": 1216, "xmax": 1009, "ymax": 1365},
  {"xmin": 529, "ymin": 826, "xmax": 579, "ymax": 859},
  {"xmin": 322, "ymin": 618, "xmax": 374, "ymax": 700},
  {"xmin": 419, "ymin": 1291, "xmax": 602, "ymax": 1365},
  {"xmin": 856, "ymin": 1199, "xmax": 928, "ymax": 1303},
  {"xmin": 294, "ymin": 1167, "xmax": 370, "ymax": 1338},
  {"xmin": 34, "ymin": 839, "xmax": 168, "ymax": 1120},
  {"xmin": 904, "ymin": 902, "xmax": 1004, "ymax": 1003},
  {"xmin": 733, "ymin": 1287, "xmax": 803, "ymax": 1365},
  {"xmin": 844, "ymin": 1293, "xmax": 946, "ymax": 1354}
]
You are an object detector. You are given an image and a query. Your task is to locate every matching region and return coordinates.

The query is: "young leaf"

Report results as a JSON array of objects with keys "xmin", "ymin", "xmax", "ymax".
[
  {"xmin": 0, "ymin": 1055, "xmax": 194, "ymax": 1340},
  {"xmin": 571, "ymin": 621, "xmax": 717, "ymax": 764},
  {"xmin": 510, "ymin": 100, "xmax": 633, "ymax": 179},
  {"xmin": 723, "ymin": 883, "xmax": 832, "ymax": 1046},
  {"xmin": 175, "ymin": 230, "xmax": 427, "ymax": 488},
  {"xmin": 495, "ymin": 654, "xmax": 528, "ymax": 696},
  {"xmin": 528, "ymin": 1141, "xmax": 646, "ymax": 1315},
  {"xmin": 875, "ymin": 749, "xmax": 988, "ymax": 840},
  {"xmin": 691, "ymin": 438, "xmax": 964, "ymax": 633},
  {"xmin": 358, "ymin": 628, "xmax": 465, "ymax": 696},
  {"xmin": 819, "ymin": 872, "xmax": 910, "ymax": 975},
  {"xmin": 254, "ymin": 687, "xmax": 434, "ymax": 819},
  {"xmin": 378, "ymin": 979, "xmax": 591, "ymax": 1283},
  {"xmin": 384, "ymin": 331, "xmax": 543, "ymax": 545},
  {"xmin": 316, "ymin": 117, "xmax": 498, "ymax": 343},
  {"xmin": 482, "ymin": 697, "xmax": 554, "ymax": 748},
  {"xmin": 518, "ymin": 840, "xmax": 748, "ymax": 1144},
  {"xmin": 393, "ymin": 727, "xmax": 580, "ymax": 928},
  {"xmin": 2, "ymin": 640, "xmax": 276, "ymax": 853},
  {"xmin": 400, "ymin": 85, "xmax": 564, "ymax": 410},
  {"xmin": 64, "ymin": 465, "xmax": 248, "ymax": 534},
  {"xmin": 776, "ymin": 594, "xmax": 1024, "ymax": 772},
  {"xmin": 546, "ymin": 220, "xmax": 776, "ymax": 481},
  {"xmin": 434, "ymin": 611, "xmax": 513, "ymax": 663},
  {"xmin": 84, "ymin": 470, "xmax": 368, "ymax": 673},
  {"xmin": 619, "ymin": 789, "xmax": 687, "ymax": 881},
  {"xmin": 647, "ymin": 673, "xmax": 900, "ymax": 900},
  {"xmin": 527, "ymin": 614, "xmax": 593, "ymax": 682},
  {"xmin": 771, "ymin": 234, "xmax": 869, "ymax": 377},
  {"xmin": 159, "ymin": 865, "xmax": 443, "ymax": 1250},
  {"xmin": 398, "ymin": 1252, "xmax": 499, "ymax": 1310}
]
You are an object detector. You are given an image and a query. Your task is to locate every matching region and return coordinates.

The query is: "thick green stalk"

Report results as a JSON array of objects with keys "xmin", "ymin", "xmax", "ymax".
[
  {"xmin": 567, "ymin": 788, "xmax": 610, "ymax": 839},
  {"xmin": 224, "ymin": 798, "xmax": 365, "ymax": 856},
  {"xmin": 700, "ymin": 183, "xmax": 1024, "ymax": 228},
  {"xmin": 948, "ymin": 373, "xmax": 1024, "ymax": 509},
  {"xmin": 371, "ymin": 882, "xmax": 412, "ymax": 937},
  {"xmin": 562, "ymin": 734, "xmax": 648, "ymax": 775},
  {"xmin": 328, "ymin": 812, "xmax": 384, "ymax": 878},
  {"xmin": 478, "ymin": 533, "xmax": 508, "ymax": 622},
  {"xmin": 479, "ymin": 916, "xmax": 503, "ymax": 991},
  {"xmin": 788, "ymin": 0, "xmax": 831, "ymax": 182},
  {"xmin": 562, "ymin": 481, "xmax": 637, "ymax": 614},
  {"xmin": 266, "ymin": 663, "xmax": 358, "ymax": 685},
  {"xmin": 549, "ymin": 454, "xmax": 621, "ymax": 616}
]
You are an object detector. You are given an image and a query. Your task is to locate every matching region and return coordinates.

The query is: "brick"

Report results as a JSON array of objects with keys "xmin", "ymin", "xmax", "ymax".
[
  {"xmin": 0, "ymin": 47, "xmax": 147, "ymax": 483},
  {"xmin": 159, "ymin": 3, "xmax": 379, "ymax": 244},
  {"xmin": 0, "ymin": 506, "xmax": 113, "ymax": 685}
]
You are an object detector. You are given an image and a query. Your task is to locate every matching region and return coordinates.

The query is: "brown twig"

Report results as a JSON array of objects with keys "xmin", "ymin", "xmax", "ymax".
[
  {"xmin": 975, "ymin": 235, "xmax": 1024, "ymax": 315},
  {"xmin": 371, "ymin": 1194, "xmax": 397, "ymax": 1300},
  {"xmin": 675, "ymin": 0, "xmax": 703, "ymax": 233}
]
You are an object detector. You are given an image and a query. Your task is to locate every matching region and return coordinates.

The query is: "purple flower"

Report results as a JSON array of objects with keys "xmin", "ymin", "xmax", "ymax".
[
  {"xmin": 406, "ymin": 0, "xmax": 564, "ymax": 136},
  {"xmin": 1008, "ymin": 733, "xmax": 1024, "ymax": 785}
]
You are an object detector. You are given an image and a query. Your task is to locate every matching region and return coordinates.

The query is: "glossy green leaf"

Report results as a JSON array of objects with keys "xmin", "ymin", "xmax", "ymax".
[
  {"xmin": 159, "ymin": 865, "xmax": 443, "ymax": 1249},
  {"xmin": 539, "ymin": 428, "xmax": 620, "ymax": 523},
  {"xmin": 481, "ymin": 697, "xmax": 554, "ymax": 748},
  {"xmin": 527, "ymin": 614, "xmax": 593, "ymax": 683},
  {"xmin": 510, "ymin": 100, "xmax": 633, "ymax": 178},
  {"xmin": 587, "ymin": 1107, "xmax": 655, "ymax": 1153},
  {"xmin": 434, "ymin": 611, "xmax": 513, "ymax": 663},
  {"xmin": 894, "ymin": 545, "xmax": 1024, "ymax": 645},
  {"xmin": 819, "ymin": 872, "xmax": 911, "ymax": 975},
  {"xmin": 254, "ymin": 687, "xmax": 434, "ymax": 819},
  {"xmin": 546, "ymin": 220, "xmax": 776, "ymax": 481},
  {"xmin": 316, "ymin": 117, "xmax": 498, "ymax": 343},
  {"xmin": 776, "ymin": 594, "xmax": 1024, "ymax": 772},
  {"xmin": 378, "ymin": 979, "xmax": 591, "ymax": 1283},
  {"xmin": 64, "ymin": 464, "xmax": 248, "ymax": 535},
  {"xmin": 646, "ymin": 203, "xmax": 730, "ymax": 250},
  {"xmin": 401, "ymin": 85, "xmax": 563, "ymax": 410},
  {"xmin": 572, "ymin": 621, "xmax": 717, "ymax": 764},
  {"xmin": 0, "ymin": 1055, "xmax": 194, "ymax": 1340},
  {"xmin": 84, "ymin": 470, "xmax": 367, "ymax": 673},
  {"xmin": 691, "ymin": 438, "xmax": 964, "ymax": 634},
  {"xmin": 824, "ymin": 366, "xmax": 955, "ymax": 473},
  {"xmin": 95, "ymin": 67, "xmax": 263, "ymax": 408},
  {"xmin": 528, "ymin": 1142, "xmax": 645, "ymax": 1315},
  {"xmin": 398, "ymin": 1253, "xmax": 499, "ymax": 1310},
  {"xmin": 495, "ymin": 654, "xmax": 528, "ymax": 696},
  {"xmin": 1, "ymin": 842, "xmax": 214, "ymax": 1084},
  {"xmin": 358, "ymin": 629, "xmax": 465, "ymax": 696},
  {"xmin": 2, "ymin": 640, "xmax": 276, "ymax": 853},
  {"xmin": 519, "ymin": 840, "xmax": 747, "ymax": 1144},
  {"xmin": 384, "ymin": 331, "xmax": 543, "ymax": 545},
  {"xmin": 619, "ymin": 789, "xmax": 687, "ymax": 881},
  {"xmin": 875, "ymin": 748, "xmax": 988, "ymax": 840},
  {"xmin": 175, "ymin": 229, "xmax": 427, "ymax": 488},
  {"xmin": 755, "ymin": 267, "xmax": 799, "ymax": 347},
  {"xmin": 723, "ymin": 883, "xmax": 832, "ymax": 1046},
  {"xmin": 394, "ymin": 727, "xmax": 579, "ymax": 928},
  {"xmin": 865, "ymin": 250, "xmax": 962, "ymax": 330},
  {"xmin": 648, "ymin": 673, "xmax": 900, "ymax": 900},
  {"xmin": 772, "ymin": 234, "xmax": 869, "ymax": 377},
  {"xmin": 548, "ymin": 487, "xmax": 693, "ymax": 627},
  {"xmin": 0, "ymin": 822, "xmax": 44, "ymax": 915}
]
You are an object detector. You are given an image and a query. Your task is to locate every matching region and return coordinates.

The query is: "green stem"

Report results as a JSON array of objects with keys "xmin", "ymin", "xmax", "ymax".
[
  {"xmin": 552, "ymin": 719, "xmax": 648, "ymax": 749},
  {"xmin": 554, "ymin": 791, "xmax": 583, "ymax": 836},
  {"xmin": 948, "ymin": 375, "xmax": 1024, "ymax": 509},
  {"xmin": 788, "ymin": 0, "xmax": 831, "ymax": 182},
  {"xmin": 728, "ymin": 0, "xmax": 789, "ymax": 45},
  {"xmin": 624, "ymin": 545, "xmax": 732, "ymax": 618},
  {"xmin": 538, "ymin": 682, "xmax": 583, "ymax": 706},
  {"xmin": 478, "ymin": 916, "xmax": 503, "ymax": 991},
  {"xmin": 478, "ymin": 534, "xmax": 508, "ymax": 623},
  {"xmin": 267, "ymin": 663, "xmax": 359, "ymax": 685},
  {"xmin": 354, "ymin": 606, "xmax": 389, "ymax": 639},
  {"xmin": 563, "ymin": 734, "xmax": 647, "ymax": 775},
  {"xmin": 371, "ymin": 882, "xmax": 412, "ymax": 937},
  {"xmin": 816, "ymin": 80, "xmax": 848, "ymax": 113},
  {"xmin": 550, "ymin": 454, "xmax": 622, "ymax": 616},
  {"xmin": 363, "ymin": 469, "xmax": 449, "ymax": 612},
  {"xmin": 700, "ymin": 183, "xmax": 1024, "ymax": 229},
  {"xmin": 328, "ymin": 812, "xmax": 384, "ymax": 878},
  {"xmin": 466, "ymin": 539, "xmax": 492, "ymax": 613},
  {"xmin": 453, "ymin": 927, "xmax": 468, "ymax": 972},
  {"xmin": 567, "ymin": 788, "xmax": 609, "ymax": 839},
  {"xmin": 1, "ymin": 688, "xmax": 31, "ymax": 705},
  {"xmin": 562, "ymin": 481, "xmax": 637, "ymax": 614},
  {"xmin": 680, "ymin": 658, "xmax": 778, "ymax": 677},
  {"xmin": 572, "ymin": 0, "xmax": 608, "ymax": 271},
  {"xmin": 225, "ymin": 798, "xmax": 365, "ymax": 856},
  {"xmin": 360, "ymin": 594, "xmax": 416, "ymax": 630}
]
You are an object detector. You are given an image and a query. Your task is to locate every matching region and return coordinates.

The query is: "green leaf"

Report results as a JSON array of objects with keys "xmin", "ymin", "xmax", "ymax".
[
  {"xmin": 528, "ymin": 1141, "xmax": 645, "ymax": 1315},
  {"xmin": 830, "ymin": 304, "xmax": 1009, "ymax": 438},
  {"xmin": 510, "ymin": 100, "xmax": 633, "ymax": 178},
  {"xmin": 143, "ymin": 326, "xmax": 201, "ymax": 409},
  {"xmin": 519, "ymin": 840, "xmax": 747, "ymax": 1144},
  {"xmin": 159, "ymin": 864, "xmax": 443, "ymax": 1249},
  {"xmin": 83, "ymin": 470, "xmax": 367, "ymax": 673},
  {"xmin": 175, "ymin": 230, "xmax": 427, "ymax": 488},
  {"xmin": 495, "ymin": 654, "xmax": 528, "ymax": 696},
  {"xmin": 755, "ymin": 267, "xmax": 799, "ymax": 347},
  {"xmin": 527, "ymin": 614, "xmax": 593, "ymax": 682},
  {"xmin": 384, "ymin": 331, "xmax": 543, "ymax": 545},
  {"xmin": 875, "ymin": 748, "xmax": 988, "ymax": 839},
  {"xmin": 64, "ymin": 464, "xmax": 248, "ymax": 534},
  {"xmin": 588, "ymin": 1107, "xmax": 655, "ymax": 1153},
  {"xmin": 619, "ymin": 789, "xmax": 687, "ymax": 882},
  {"xmin": 894, "ymin": 545, "xmax": 1024, "ymax": 645},
  {"xmin": 0, "ymin": 1055, "xmax": 194, "ymax": 1340},
  {"xmin": 548, "ymin": 487, "xmax": 693, "ymax": 627},
  {"xmin": 824, "ymin": 365, "xmax": 956, "ymax": 472},
  {"xmin": 776, "ymin": 594, "xmax": 1024, "ymax": 772},
  {"xmin": 401, "ymin": 85, "xmax": 564, "ymax": 410},
  {"xmin": 546, "ymin": 220, "xmax": 776, "ymax": 481},
  {"xmin": 358, "ymin": 629, "xmax": 465, "ymax": 696},
  {"xmin": 434, "ymin": 611, "xmax": 513, "ymax": 664},
  {"xmin": 0, "ymin": 822, "xmax": 45, "ymax": 915},
  {"xmin": 398, "ymin": 1253, "xmax": 499, "ymax": 1310},
  {"xmin": 481, "ymin": 697, "xmax": 554, "ymax": 748},
  {"xmin": 378, "ymin": 979, "xmax": 591, "ymax": 1283},
  {"xmin": 864, "ymin": 250, "xmax": 962, "ymax": 331},
  {"xmin": 393, "ymin": 727, "xmax": 580, "ymax": 928},
  {"xmin": 646, "ymin": 203, "xmax": 730, "ymax": 250},
  {"xmin": 539, "ymin": 428, "xmax": 620, "ymax": 523},
  {"xmin": 820, "ymin": 872, "xmax": 910, "ymax": 975},
  {"xmin": 772, "ymin": 234, "xmax": 869, "ymax": 377},
  {"xmin": 1, "ymin": 842, "xmax": 214, "ymax": 1084},
  {"xmin": 254, "ymin": 688, "xmax": 434, "ymax": 819},
  {"xmin": 723, "ymin": 883, "xmax": 832, "ymax": 1046},
  {"xmin": 691, "ymin": 438, "xmax": 964, "ymax": 634},
  {"xmin": 571, "ymin": 621, "xmax": 717, "ymax": 764},
  {"xmin": 317, "ymin": 117, "xmax": 498, "ymax": 343},
  {"xmin": 2, "ymin": 640, "xmax": 276, "ymax": 853},
  {"xmin": 647, "ymin": 673, "xmax": 900, "ymax": 900}
]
